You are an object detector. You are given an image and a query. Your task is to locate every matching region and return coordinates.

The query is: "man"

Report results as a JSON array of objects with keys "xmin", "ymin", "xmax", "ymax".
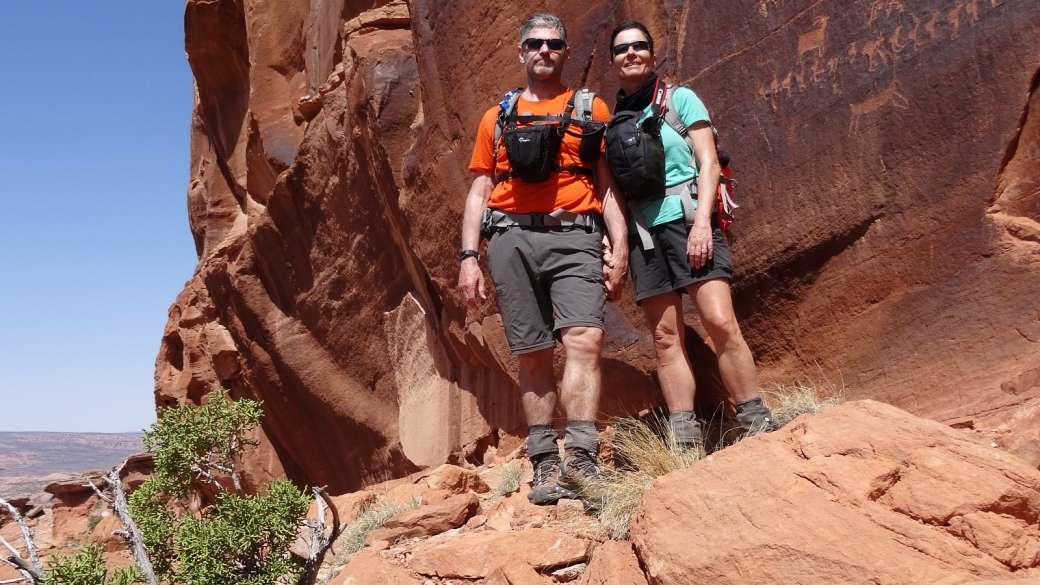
[{"xmin": 457, "ymin": 13, "xmax": 628, "ymax": 505}]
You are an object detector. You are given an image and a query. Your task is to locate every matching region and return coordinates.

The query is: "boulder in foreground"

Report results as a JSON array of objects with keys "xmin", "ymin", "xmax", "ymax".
[{"xmin": 631, "ymin": 400, "xmax": 1040, "ymax": 584}]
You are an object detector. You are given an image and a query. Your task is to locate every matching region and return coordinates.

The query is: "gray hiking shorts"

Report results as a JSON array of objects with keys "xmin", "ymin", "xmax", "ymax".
[{"xmin": 487, "ymin": 227, "xmax": 606, "ymax": 354}]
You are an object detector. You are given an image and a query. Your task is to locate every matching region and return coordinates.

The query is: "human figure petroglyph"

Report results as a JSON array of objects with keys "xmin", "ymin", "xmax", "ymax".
[
  {"xmin": 925, "ymin": 11, "xmax": 939, "ymax": 39},
  {"xmin": 798, "ymin": 16, "xmax": 828, "ymax": 58},
  {"xmin": 849, "ymin": 79, "xmax": 909, "ymax": 134},
  {"xmin": 759, "ymin": 0, "xmax": 781, "ymax": 17},
  {"xmin": 948, "ymin": 2, "xmax": 963, "ymax": 39},
  {"xmin": 966, "ymin": 0, "xmax": 980, "ymax": 22}
]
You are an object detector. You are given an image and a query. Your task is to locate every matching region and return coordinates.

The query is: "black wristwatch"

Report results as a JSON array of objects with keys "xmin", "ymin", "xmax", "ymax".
[{"xmin": 458, "ymin": 249, "xmax": 480, "ymax": 261}]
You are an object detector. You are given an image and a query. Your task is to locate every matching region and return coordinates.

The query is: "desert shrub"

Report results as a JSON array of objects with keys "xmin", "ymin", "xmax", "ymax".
[
  {"xmin": 42, "ymin": 544, "xmax": 144, "ymax": 585},
  {"xmin": 128, "ymin": 388, "xmax": 312, "ymax": 585}
]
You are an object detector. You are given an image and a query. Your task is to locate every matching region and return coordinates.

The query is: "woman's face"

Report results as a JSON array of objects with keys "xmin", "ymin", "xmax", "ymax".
[{"xmin": 611, "ymin": 29, "xmax": 655, "ymax": 84}]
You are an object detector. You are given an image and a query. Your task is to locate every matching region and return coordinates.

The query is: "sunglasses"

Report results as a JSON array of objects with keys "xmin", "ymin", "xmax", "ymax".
[
  {"xmin": 612, "ymin": 40, "xmax": 652, "ymax": 57},
  {"xmin": 522, "ymin": 38, "xmax": 567, "ymax": 52}
]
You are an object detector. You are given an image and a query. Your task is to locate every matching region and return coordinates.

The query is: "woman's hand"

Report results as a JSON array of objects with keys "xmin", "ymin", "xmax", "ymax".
[{"xmin": 687, "ymin": 221, "xmax": 713, "ymax": 269}]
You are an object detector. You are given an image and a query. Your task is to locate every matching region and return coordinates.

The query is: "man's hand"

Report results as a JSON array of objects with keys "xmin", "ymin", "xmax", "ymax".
[
  {"xmin": 602, "ymin": 239, "xmax": 628, "ymax": 302},
  {"xmin": 457, "ymin": 257, "xmax": 486, "ymax": 310},
  {"xmin": 687, "ymin": 221, "xmax": 713, "ymax": 269}
]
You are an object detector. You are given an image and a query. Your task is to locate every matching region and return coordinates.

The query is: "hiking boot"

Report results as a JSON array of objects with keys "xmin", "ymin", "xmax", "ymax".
[
  {"xmin": 735, "ymin": 397, "xmax": 775, "ymax": 435},
  {"xmin": 558, "ymin": 447, "xmax": 601, "ymax": 489},
  {"xmin": 527, "ymin": 453, "xmax": 574, "ymax": 505}
]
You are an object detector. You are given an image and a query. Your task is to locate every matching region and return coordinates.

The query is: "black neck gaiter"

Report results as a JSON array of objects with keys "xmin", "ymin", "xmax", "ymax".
[{"xmin": 614, "ymin": 73, "xmax": 660, "ymax": 113}]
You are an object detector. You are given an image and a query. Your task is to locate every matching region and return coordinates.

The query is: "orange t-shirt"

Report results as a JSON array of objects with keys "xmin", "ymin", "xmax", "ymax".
[{"xmin": 469, "ymin": 89, "xmax": 612, "ymax": 214}]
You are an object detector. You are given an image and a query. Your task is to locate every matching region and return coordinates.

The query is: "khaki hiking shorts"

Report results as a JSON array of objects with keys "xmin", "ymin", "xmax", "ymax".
[{"xmin": 487, "ymin": 227, "xmax": 606, "ymax": 354}]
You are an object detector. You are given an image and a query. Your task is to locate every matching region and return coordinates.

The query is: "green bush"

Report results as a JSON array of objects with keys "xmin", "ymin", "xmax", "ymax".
[
  {"xmin": 42, "ymin": 544, "xmax": 144, "ymax": 585},
  {"xmin": 126, "ymin": 389, "xmax": 311, "ymax": 585}
]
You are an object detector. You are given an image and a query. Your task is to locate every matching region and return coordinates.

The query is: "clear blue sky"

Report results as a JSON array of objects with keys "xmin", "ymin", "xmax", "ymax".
[{"xmin": 0, "ymin": 1, "xmax": 196, "ymax": 432}]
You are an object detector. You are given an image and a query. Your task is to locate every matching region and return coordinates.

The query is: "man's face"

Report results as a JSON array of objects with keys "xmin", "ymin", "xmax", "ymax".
[{"xmin": 518, "ymin": 25, "xmax": 569, "ymax": 81}]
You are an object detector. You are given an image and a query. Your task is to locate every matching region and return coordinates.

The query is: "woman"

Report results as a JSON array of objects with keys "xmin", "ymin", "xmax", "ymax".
[{"xmin": 608, "ymin": 22, "xmax": 773, "ymax": 447}]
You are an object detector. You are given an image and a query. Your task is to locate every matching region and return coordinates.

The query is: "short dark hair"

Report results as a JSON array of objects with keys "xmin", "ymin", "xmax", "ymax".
[
  {"xmin": 521, "ymin": 14, "xmax": 567, "ymax": 44},
  {"xmin": 609, "ymin": 21, "xmax": 654, "ymax": 56}
]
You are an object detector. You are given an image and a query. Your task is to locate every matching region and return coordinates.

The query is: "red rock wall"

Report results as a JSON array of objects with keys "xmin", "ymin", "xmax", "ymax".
[{"xmin": 157, "ymin": 0, "xmax": 1040, "ymax": 492}]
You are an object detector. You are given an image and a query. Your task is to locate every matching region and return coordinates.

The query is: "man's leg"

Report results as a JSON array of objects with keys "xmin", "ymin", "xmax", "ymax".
[
  {"xmin": 557, "ymin": 326, "xmax": 606, "ymax": 492},
  {"xmin": 687, "ymin": 278, "xmax": 774, "ymax": 433},
  {"xmin": 518, "ymin": 347, "xmax": 572, "ymax": 504}
]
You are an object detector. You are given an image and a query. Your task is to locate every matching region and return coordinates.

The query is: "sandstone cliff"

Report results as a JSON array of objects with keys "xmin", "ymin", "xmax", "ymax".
[{"xmin": 156, "ymin": 0, "xmax": 1040, "ymax": 492}]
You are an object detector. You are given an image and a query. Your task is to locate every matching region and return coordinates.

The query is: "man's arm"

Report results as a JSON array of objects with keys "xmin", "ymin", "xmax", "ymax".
[
  {"xmin": 458, "ymin": 171, "xmax": 495, "ymax": 310},
  {"xmin": 686, "ymin": 121, "xmax": 720, "ymax": 269},
  {"xmin": 596, "ymin": 157, "xmax": 628, "ymax": 302}
]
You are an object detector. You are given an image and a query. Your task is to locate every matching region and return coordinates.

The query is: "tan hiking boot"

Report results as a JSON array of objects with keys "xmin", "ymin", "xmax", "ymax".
[{"xmin": 527, "ymin": 453, "xmax": 575, "ymax": 505}]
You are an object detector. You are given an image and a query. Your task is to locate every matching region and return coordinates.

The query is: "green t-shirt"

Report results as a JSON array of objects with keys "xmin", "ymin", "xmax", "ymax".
[{"xmin": 629, "ymin": 87, "xmax": 711, "ymax": 228}]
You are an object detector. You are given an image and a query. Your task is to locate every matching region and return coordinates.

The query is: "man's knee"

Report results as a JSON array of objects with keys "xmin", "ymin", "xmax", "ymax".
[
  {"xmin": 518, "ymin": 347, "xmax": 555, "ymax": 376},
  {"xmin": 560, "ymin": 326, "xmax": 603, "ymax": 361}
]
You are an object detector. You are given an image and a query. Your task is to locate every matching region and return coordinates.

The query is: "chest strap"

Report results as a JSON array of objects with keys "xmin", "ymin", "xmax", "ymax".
[{"xmin": 496, "ymin": 164, "xmax": 594, "ymax": 184}]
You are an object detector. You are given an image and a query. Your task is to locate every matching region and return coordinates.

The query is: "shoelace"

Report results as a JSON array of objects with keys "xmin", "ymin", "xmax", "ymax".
[
  {"xmin": 566, "ymin": 449, "xmax": 600, "ymax": 476},
  {"xmin": 532, "ymin": 455, "xmax": 561, "ymax": 486}
]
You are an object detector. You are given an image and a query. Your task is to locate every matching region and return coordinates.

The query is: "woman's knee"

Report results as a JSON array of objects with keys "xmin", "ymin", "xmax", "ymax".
[
  {"xmin": 650, "ymin": 321, "xmax": 684, "ymax": 355},
  {"xmin": 703, "ymin": 312, "xmax": 743, "ymax": 349}
]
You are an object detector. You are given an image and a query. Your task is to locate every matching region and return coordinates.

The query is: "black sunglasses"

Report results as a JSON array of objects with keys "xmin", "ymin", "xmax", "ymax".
[
  {"xmin": 612, "ymin": 40, "xmax": 652, "ymax": 57},
  {"xmin": 522, "ymin": 38, "xmax": 567, "ymax": 52}
]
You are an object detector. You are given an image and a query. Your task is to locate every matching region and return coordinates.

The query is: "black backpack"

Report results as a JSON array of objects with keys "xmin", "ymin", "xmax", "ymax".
[{"xmin": 604, "ymin": 78, "xmax": 669, "ymax": 201}]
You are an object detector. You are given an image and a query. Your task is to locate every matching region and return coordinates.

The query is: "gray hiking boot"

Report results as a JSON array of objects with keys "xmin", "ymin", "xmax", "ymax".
[
  {"xmin": 527, "ymin": 453, "xmax": 574, "ymax": 505},
  {"xmin": 735, "ymin": 397, "xmax": 775, "ymax": 434},
  {"xmin": 669, "ymin": 410, "xmax": 702, "ymax": 452}
]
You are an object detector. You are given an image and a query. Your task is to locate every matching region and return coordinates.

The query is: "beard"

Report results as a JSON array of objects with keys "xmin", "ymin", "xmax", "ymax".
[{"xmin": 529, "ymin": 59, "xmax": 559, "ymax": 79}]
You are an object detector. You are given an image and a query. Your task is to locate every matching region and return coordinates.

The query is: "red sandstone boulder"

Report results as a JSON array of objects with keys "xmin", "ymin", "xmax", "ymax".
[
  {"xmin": 365, "ymin": 492, "xmax": 479, "ymax": 544},
  {"xmin": 580, "ymin": 541, "xmax": 647, "ymax": 585},
  {"xmin": 328, "ymin": 548, "xmax": 421, "ymax": 584},
  {"xmin": 408, "ymin": 528, "xmax": 590, "ymax": 579},
  {"xmin": 630, "ymin": 400, "xmax": 1040, "ymax": 584},
  {"xmin": 425, "ymin": 464, "xmax": 490, "ymax": 494}
]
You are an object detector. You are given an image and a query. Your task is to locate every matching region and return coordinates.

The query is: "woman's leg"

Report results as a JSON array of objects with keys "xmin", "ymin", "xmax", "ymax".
[
  {"xmin": 641, "ymin": 292, "xmax": 695, "ymax": 412},
  {"xmin": 685, "ymin": 278, "xmax": 761, "ymax": 403}
]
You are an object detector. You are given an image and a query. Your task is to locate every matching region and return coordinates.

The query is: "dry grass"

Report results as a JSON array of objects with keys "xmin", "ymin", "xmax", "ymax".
[
  {"xmin": 587, "ymin": 378, "xmax": 845, "ymax": 540},
  {"xmin": 763, "ymin": 380, "xmax": 846, "ymax": 429},
  {"xmin": 316, "ymin": 497, "xmax": 422, "ymax": 584},
  {"xmin": 586, "ymin": 413, "xmax": 704, "ymax": 540},
  {"xmin": 495, "ymin": 460, "xmax": 525, "ymax": 496}
]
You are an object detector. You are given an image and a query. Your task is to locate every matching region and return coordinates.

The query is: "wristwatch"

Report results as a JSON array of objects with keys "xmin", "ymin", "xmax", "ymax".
[{"xmin": 458, "ymin": 249, "xmax": 480, "ymax": 261}]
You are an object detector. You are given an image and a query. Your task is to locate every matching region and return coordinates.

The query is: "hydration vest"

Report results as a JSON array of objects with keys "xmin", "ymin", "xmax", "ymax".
[{"xmin": 491, "ymin": 88, "xmax": 605, "ymax": 185}]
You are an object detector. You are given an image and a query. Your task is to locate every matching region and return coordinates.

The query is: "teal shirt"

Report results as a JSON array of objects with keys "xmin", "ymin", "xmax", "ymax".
[{"xmin": 630, "ymin": 87, "xmax": 711, "ymax": 227}]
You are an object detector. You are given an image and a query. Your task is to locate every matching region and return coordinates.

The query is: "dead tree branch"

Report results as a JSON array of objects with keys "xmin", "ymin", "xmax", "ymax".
[
  {"xmin": 88, "ymin": 461, "xmax": 159, "ymax": 585},
  {"xmin": 0, "ymin": 499, "xmax": 42, "ymax": 584},
  {"xmin": 0, "ymin": 499, "xmax": 40, "ymax": 569},
  {"xmin": 296, "ymin": 487, "xmax": 344, "ymax": 585}
]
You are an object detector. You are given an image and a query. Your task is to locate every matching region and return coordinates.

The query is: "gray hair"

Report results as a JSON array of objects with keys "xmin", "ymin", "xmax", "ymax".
[{"xmin": 520, "ymin": 13, "xmax": 567, "ymax": 43}]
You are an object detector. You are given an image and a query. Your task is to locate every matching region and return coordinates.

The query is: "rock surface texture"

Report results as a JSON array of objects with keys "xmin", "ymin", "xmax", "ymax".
[
  {"xmin": 631, "ymin": 400, "xmax": 1040, "ymax": 584},
  {"xmin": 159, "ymin": 0, "xmax": 1040, "ymax": 491}
]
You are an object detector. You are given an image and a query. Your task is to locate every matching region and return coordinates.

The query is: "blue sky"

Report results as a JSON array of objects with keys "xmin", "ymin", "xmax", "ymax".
[{"xmin": 0, "ymin": 1, "xmax": 196, "ymax": 432}]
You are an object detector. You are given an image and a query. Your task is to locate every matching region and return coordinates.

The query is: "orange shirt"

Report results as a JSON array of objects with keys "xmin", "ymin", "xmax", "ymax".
[{"xmin": 469, "ymin": 89, "xmax": 612, "ymax": 214}]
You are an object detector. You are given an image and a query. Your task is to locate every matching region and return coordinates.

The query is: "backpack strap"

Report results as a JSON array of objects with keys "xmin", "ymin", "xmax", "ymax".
[
  {"xmin": 572, "ymin": 88, "xmax": 595, "ymax": 121},
  {"xmin": 663, "ymin": 85, "xmax": 696, "ymax": 155},
  {"xmin": 492, "ymin": 88, "xmax": 523, "ymax": 184}
]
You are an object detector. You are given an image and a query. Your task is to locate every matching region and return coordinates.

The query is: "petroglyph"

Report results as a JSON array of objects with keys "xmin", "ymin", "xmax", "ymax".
[
  {"xmin": 755, "ymin": 0, "xmax": 991, "ymax": 110},
  {"xmin": 948, "ymin": 2, "xmax": 963, "ymax": 39},
  {"xmin": 925, "ymin": 11, "xmax": 939, "ymax": 39},
  {"xmin": 759, "ymin": 0, "xmax": 781, "ymax": 17},
  {"xmin": 798, "ymin": 16, "xmax": 829, "ymax": 58},
  {"xmin": 849, "ymin": 80, "xmax": 908, "ymax": 134},
  {"xmin": 869, "ymin": 0, "xmax": 905, "ymax": 25},
  {"xmin": 862, "ymin": 34, "xmax": 893, "ymax": 71},
  {"xmin": 966, "ymin": 0, "xmax": 980, "ymax": 22}
]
